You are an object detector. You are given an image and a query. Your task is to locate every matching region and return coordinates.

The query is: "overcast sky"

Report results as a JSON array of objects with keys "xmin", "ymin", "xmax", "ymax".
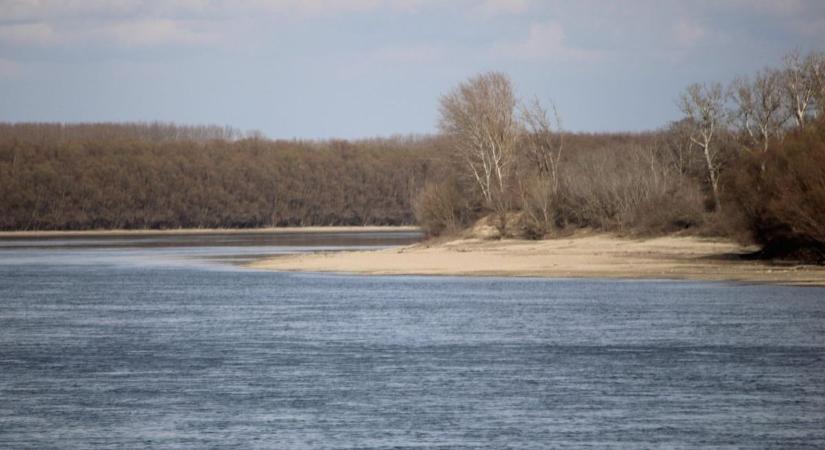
[{"xmin": 1, "ymin": 0, "xmax": 824, "ymax": 138}]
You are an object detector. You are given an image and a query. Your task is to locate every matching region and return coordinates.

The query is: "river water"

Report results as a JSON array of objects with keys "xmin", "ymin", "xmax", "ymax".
[{"xmin": 1, "ymin": 231, "xmax": 824, "ymax": 449}]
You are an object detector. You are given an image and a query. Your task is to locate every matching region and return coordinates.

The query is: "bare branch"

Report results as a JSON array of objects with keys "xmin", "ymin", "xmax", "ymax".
[
  {"xmin": 680, "ymin": 82, "xmax": 726, "ymax": 212},
  {"xmin": 438, "ymin": 72, "xmax": 519, "ymax": 220}
]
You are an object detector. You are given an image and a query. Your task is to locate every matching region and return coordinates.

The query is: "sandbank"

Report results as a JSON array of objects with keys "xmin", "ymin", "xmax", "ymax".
[{"xmin": 249, "ymin": 234, "xmax": 825, "ymax": 286}]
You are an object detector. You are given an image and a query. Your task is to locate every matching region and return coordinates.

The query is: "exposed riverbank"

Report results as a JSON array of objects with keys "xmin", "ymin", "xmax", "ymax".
[{"xmin": 249, "ymin": 233, "xmax": 825, "ymax": 286}]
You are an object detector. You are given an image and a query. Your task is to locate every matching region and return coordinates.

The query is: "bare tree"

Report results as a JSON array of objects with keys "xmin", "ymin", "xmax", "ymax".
[
  {"xmin": 660, "ymin": 119, "xmax": 699, "ymax": 178},
  {"xmin": 680, "ymin": 82, "xmax": 726, "ymax": 212},
  {"xmin": 520, "ymin": 98, "xmax": 564, "ymax": 189},
  {"xmin": 810, "ymin": 51, "xmax": 825, "ymax": 118},
  {"xmin": 781, "ymin": 50, "xmax": 820, "ymax": 128},
  {"xmin": 438, "ymin": 72, "xmax": 518, "ymax": 226},
  {"xmin": 518, "ymin": 98, "xmax": 564, "ymax": 235},
  {"xmin": 730, "ymin": 69, "xmax": 786, "ymax": 155}
]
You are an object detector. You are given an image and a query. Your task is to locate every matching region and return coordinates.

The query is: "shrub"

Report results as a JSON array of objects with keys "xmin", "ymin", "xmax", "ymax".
[
  {"xmin": 518, "ymin": 175, "xmax": 561, "ymax": 238},
  {"xmin": 557, "ymin": 144, "xmax": 704, "ymax": 234},
  {"xmin": 413, "ymin": 180, "xmax": 474, "ymax": 237},
  {"xmin": 727, "ymin": 119, "xmax": 825, "ymax": 262}
]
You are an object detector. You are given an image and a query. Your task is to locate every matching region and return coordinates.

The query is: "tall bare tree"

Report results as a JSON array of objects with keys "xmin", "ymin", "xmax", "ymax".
[
  {"xmin": 781, "ymin": 50, "xmax": 820, "ymax": 128},
  {"xmin": 680, "ymin": 82, "xmax": 726, "ymax": 212},
  {"xmin": 810, "ymin": 51, "xmax": 825, "ymax": 118},
  {"xmin": 439, "ymin": 72, "xmax": 518, "ymax": 222},
  {"xmin": 730, "ymin": 69, "xmax": 786, "ymax": 155}
]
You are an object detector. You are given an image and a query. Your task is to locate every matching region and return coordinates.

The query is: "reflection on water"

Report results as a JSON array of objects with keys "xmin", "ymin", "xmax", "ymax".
[
  {"xmin": 0, "ymin": 230, "xmax": 423, "ymax": 249},
  {"xmin": 1, "ymin": 231, "xmax": 824, "ymax": 449}
]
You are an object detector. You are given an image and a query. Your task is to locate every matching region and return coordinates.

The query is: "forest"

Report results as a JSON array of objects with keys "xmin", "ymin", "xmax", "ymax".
[
  {"xmin": 0, "ymin": 124, "xmax": 663, "ymax": 231},
  {"xmin": 1, "ymin": 50, "xmax": 823, "ymax": 261},
  {"xmin": 0, "ymin": 125, "xmax": 438, "ymax": 229}
]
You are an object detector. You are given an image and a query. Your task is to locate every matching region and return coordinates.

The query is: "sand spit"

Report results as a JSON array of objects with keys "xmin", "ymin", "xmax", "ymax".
[{"xmin": 250, "ymin": 234, "xmax": 825, "ymax": 286}]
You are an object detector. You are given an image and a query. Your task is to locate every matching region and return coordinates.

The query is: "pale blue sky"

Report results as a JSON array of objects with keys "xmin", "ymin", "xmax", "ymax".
[{"xmin": 1, "ymin": 0, "xmax": 824, "ymax": 138}]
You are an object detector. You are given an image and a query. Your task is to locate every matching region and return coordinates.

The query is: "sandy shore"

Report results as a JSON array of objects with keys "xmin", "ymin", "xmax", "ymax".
[
  {"xmin": 0, "ymin": 226, "xmax": 421, "ymax": 238},
  {"xmin": 249, "ymin": 234, "xmax": 825, "ymax": 286}
]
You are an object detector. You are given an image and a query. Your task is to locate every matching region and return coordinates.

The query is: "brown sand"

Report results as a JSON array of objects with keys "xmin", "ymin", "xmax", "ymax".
[
  {"xmin": 249, "ymin": 234, "xmax": 825, "ymax": 286},
  {"xmin": 0, "ymin": 226, "xmax": 420, "ymax": 238}
]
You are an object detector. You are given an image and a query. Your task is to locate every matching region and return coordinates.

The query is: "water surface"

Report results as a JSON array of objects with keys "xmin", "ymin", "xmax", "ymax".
[{"xmin": 1, "ymin": 232, "xmax": 824, "ymax": 449}]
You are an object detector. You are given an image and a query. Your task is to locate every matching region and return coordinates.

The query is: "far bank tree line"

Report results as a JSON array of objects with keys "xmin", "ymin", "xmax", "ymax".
[
  {"xmin": 0, "ymin": 126, "xmax": 436, "ymax": 229},
  {"xmin": 0, "ymin": 123, "xmax": 643, "ymax": 231},
  {"xmin": 417, "ymin": 50, "xmax": 825, "ymax": 261}
]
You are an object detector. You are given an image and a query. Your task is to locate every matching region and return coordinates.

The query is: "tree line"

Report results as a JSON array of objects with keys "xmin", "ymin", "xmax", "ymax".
[
  {"xmin": 1, "ymin": 122, "xmax": 679, "ymax": 233},
  {"xmin": 0, "ymin": 124, "xmax": 439, "ymax": 229},
  {"xmin": 2, "ymin": 49, "xmax": 823, "ymax": 261},
  {"xmin": 418, "ymin": 50, "xmax": 825, "ymax": 261}
]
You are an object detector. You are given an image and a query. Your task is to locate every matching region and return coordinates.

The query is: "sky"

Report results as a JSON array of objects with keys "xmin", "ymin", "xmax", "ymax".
[{"xmin": 1, "ymin": 0, "xmax": 824, "ymax": 139}]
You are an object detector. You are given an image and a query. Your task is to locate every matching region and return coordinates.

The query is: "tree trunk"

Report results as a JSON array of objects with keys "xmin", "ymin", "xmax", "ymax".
[{"xmin": 702, "ymin": 144, "xmax": 722, "ymax": 212}]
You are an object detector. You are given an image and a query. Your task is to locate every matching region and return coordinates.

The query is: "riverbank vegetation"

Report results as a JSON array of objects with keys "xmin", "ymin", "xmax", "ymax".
[
  {"xmin": 0, "ymin": 126, "xmax": 438, "ymax": 229},
  {"xmin": 416, "ymin": 50, "xmax": 825, "ymax": 263},
  {"xmin": 1, "ymin": 50, "xmax": 823, "ymax": 261}
]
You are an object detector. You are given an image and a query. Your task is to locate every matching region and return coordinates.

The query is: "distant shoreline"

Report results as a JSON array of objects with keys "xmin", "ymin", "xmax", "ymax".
[
  {"xmin": 249, "ymin": 234, "xmax": 825, "ymax": 287},
  {"xmin": 0, "ymin": 226, "xmax": 421, "ymax": 238}
]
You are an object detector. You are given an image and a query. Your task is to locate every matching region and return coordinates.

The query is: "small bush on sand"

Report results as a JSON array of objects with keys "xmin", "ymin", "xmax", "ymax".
[{"xmin": 413, "ymin": 180, "xmax": 475, "ymax": 237}]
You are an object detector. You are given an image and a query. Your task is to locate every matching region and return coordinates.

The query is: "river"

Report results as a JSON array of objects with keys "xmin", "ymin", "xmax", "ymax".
[{"xmin": 1, "ymin": 231, "xmax": 823, "ymax": 448}]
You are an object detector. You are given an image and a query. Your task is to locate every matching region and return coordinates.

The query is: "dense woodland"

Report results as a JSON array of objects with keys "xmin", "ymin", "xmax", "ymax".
[
  {"xmin": 1, "ymin": 49, "xmax": 824, "ymax": 261},
  {"xmin": 0, "ymin": 125, "xmax": 438, "ymax": 229},
  {"xmin": 0, "ymin": 123, "xmax": 650, "ymax": 230}
]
